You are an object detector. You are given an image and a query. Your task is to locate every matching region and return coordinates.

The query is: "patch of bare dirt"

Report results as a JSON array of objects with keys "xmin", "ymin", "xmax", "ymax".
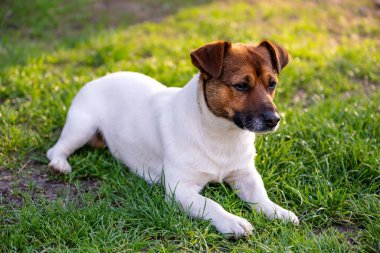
[
  {"xmin": 291, "ymin": 77, "xmax": 379, "ymax": 109},
  {"xmin": 339, "ymin": 77, "xmax": 379, "ymax": 100},
  {"xmin": 91, "ymin": 0, "xmax": 164, "ymax": 25},
  {"xmin": 314, "ymin": 223, "xmax": 360, "ymax": 245},
  {"xmin": 359, "ymin": 78, "xmax": 379, "ymax": 96},
  {"xmin": 90, "ymin": 0, "xmax": 212, "ymax": 27},
  {"xmin": 292, "ymin": 89, "xmax": 307, "ymax": 105},
  {"xmin": 0, "ymin": 161, "xmax": 99, "ymax": 206},
  {"xmin": 2, "ymin": 0, "xmax": 213, "ymax": 39}
]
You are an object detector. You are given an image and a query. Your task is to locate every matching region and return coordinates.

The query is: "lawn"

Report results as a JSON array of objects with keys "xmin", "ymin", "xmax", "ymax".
[{"xmin": 1, "ymin": 0, "xmax": 379, "ymax": 251}]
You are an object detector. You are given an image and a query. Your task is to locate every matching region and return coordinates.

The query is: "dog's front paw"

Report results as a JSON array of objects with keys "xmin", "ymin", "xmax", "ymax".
[
  {"xmin": 259, "ymin": 202, "xmax": 299, "ymax": 225},
  {"xmin": 213, "ymin": 213, "xmax": 253, "ymax": 238},
  {"xmin": 271, "ymin": 206, "xmax": 299, "ymax": 225},
  {"xmin": 48, "ymin": 158, "xmax": 72, "ymax": 174}
]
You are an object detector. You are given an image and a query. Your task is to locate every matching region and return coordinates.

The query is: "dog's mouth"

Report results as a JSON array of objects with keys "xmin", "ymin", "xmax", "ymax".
[{"xmin": 232, "ymin": 112, "xmax": 280, "ymax": 133}]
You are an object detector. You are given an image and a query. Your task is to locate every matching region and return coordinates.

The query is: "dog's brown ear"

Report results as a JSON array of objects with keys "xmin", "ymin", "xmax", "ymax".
[
  {"xmin": 190, "ymin": 41, "xmax": 231, "ymax": 78},
  {"xmin": 258, "ymin": 40, "xmax": 290, "ymax": 74}
]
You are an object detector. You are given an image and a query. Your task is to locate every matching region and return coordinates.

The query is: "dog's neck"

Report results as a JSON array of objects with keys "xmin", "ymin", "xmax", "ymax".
[{"xmin": 177, "ymin": 74, "xmax": 254, "ymax": 142}]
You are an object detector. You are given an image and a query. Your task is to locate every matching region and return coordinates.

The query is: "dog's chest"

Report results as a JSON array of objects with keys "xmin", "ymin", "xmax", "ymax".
[{"xmin": 190, "ymin": 141, "xmax": 256, "ymax": 183}]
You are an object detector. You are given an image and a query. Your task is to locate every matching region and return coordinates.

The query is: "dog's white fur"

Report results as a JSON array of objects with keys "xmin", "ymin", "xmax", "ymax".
[{"xmin": 47, "ymin": 71, "xmax": 299, "ymax": 237}]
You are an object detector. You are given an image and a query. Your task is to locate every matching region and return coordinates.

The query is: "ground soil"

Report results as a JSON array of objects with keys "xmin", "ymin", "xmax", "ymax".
[{"xmin": 0, "ymin": 162, "xmax": 99, "ymax": 206}]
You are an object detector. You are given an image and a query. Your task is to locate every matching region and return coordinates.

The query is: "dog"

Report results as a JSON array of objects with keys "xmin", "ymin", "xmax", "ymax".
[{"xmin": 47, "ymin": 40, "xmax": 299, "ymax": 237}]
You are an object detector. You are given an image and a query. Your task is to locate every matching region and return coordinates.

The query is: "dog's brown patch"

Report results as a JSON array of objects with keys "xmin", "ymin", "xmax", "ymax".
[
  {"xmin": 88, "ymin": 131, "xmax": 105, "ymax": 148},
  {"xmin": 191, "ymin": 41, "xmax": 290, "ymax": 120}
]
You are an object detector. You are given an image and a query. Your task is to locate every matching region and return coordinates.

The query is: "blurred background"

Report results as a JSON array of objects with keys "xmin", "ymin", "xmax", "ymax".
[
  {"xmin": 0, "ymin": 0, "xmax": 213, "ymax": 69},
  {"xmin": 1, "ymin": 0, "xmax": 379, "ymax": 70}
]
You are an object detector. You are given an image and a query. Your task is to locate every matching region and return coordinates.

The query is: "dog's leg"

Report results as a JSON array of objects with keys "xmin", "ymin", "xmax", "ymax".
[
  {"xmin": 165, "ymin": 179, "xmax": 253, "ymax": 237},
  {"xmin": 47, "ymin": 109, "xmax": 98, "ymax": 174},
  {"xmin": 225, "ymin": 169, "xmax": 299, "ymax": 224}
]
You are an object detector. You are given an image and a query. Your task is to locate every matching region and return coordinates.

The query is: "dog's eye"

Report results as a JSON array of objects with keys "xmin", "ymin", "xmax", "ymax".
[
  {"xmin": 233, "ymin": 83, "xmax": 251, "ymax": 92},
  {"xmin": 269, "ymin": 80, "xmax": 277, "ymax": 90}
]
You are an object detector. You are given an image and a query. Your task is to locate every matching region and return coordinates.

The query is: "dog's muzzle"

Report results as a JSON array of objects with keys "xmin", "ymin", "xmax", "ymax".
[{"xmin": 233, "ymin": 111, "xmax": 280, "ymax": 133}]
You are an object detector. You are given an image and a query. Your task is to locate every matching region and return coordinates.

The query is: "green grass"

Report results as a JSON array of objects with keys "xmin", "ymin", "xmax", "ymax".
[{"xmin": 1, "ymin": 0, "xmax": 380, "ymax": 251}]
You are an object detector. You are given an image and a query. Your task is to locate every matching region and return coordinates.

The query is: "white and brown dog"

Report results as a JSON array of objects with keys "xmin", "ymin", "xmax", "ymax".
[{"xmin": 47, "ymin": 40, "xmax": 299, "ymax": 237}]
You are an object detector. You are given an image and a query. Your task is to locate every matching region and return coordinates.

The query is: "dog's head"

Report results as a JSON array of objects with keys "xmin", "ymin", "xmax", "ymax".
[{"xmin": 191, "ymin": 40, "xmax": 290, "ymax": 133}]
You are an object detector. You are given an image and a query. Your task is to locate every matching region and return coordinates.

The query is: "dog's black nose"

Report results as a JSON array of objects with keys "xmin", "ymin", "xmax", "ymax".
[{"xmin": 263, "ymin": 112, "xmax": 280, "ymax": 128}]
